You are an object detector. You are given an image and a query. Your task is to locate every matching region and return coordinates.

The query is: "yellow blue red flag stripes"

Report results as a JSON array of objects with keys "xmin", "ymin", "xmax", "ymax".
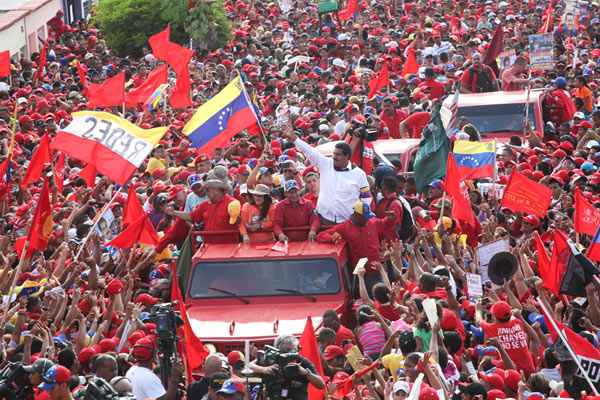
[
  {"xmin": 144, "ymin": 83, "xmax": 168, "ymax": 113},
  {"xmin": 50, "ymin": 111, "xmax": 168, "ymax": 186},
  {"xmin": 453, "ymin": 140, "xmax": 496, "ymax": 179},
  {"xmin": 183, "ymin": 76, "xmax": 259, "ymax": 154}
]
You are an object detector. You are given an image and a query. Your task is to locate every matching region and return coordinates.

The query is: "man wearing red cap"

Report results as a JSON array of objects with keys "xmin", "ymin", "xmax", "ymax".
[
  {"xmin": 126, "ymin": 337, "xmax": 183, "ymax": 400},
  {"xmin": 475, "ymin": 301, "xmax": 535, "ymax": 377},
  {"xmin": 379, "ymin": 97, "xmax": 408, "ymax": 139}
]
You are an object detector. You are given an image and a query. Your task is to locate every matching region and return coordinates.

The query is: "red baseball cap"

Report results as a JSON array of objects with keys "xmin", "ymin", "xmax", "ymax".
[
  {"xmin": 523, "ymin": 215, "xmax": 540, "ymax": 228},
  {"xmin": 133, "ymin": 337, "xmax": 156, "ymax": 360},
  {"xmin": 167, "ymin": 184, "xmax": 186, "ymax": 201},
  {"xmin": 324, "ymin": 345, "xmax": 344, "ymax": 360},
  {"xmin": 135, "ymin": 293, "xmax": 159, "ymax": 306},
  {"xmin": 490, "ymin": 301, "xmax": 511, "ymax": 320}
]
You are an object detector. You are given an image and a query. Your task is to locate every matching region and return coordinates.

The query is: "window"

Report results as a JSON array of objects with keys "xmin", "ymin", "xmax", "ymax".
[
  {"xmin": 189, "ymin": 258, "xmax": 341, "ymax": 299},
  {"xmin": 457, "ymin": 103, "xmax": 536, "ymax": 135}
]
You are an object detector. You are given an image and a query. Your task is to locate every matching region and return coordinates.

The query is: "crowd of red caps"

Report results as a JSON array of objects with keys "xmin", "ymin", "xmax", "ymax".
[{"xmin": 2, "ymin": 0, "xmax": 600, "ymax": 399}]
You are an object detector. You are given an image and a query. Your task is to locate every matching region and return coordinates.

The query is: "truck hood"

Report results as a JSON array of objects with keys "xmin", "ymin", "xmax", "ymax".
[{"xmin": 187, "ymin": 301, "xmax": 344, "ymax": 341}]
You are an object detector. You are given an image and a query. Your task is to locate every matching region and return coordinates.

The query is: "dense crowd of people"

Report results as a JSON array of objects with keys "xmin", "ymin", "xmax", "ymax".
[{"xmin": 1, "ymin": 1, "xmax": 600, "ymax": 400}]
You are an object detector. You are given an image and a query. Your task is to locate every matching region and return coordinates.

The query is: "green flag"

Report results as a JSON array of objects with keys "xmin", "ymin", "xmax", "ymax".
[
  {"xmin": 414, "ymin": 103, "xmax": 450, "ymax": 193},
  {"xmin": 175, "ymin": 232, "xmax": 193, "ymax": 296}
]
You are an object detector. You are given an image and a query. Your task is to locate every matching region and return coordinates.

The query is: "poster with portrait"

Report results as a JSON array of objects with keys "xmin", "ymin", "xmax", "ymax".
[
  {"xmin": 498, "ymin": 49, "xmax": 516, "ymax": 71},
  {"xmin": 529, "ymin": 34, "xmax": 554, "ymax": 71},
  {"xmin": 96, "ymin": 209, "xmax": 121, "ymax": 259},
  {"xmin": 561, "ymin": 0, "xmax": 588, "ymax": 31}
]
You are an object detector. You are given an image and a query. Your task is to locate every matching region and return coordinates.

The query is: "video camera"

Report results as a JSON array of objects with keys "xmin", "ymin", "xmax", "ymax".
[
  {"xmin": 256, "ymin": 345, "xmax": 302, "ymax": 380},
  {"xmin": 348, "ymin": 116, "xmax": 378, "ymax": 142},
  {"xmin": 0, "ymin": 362, "xmax": 33, "ymax": 400},
  {"xmin": 149, "ymin": 301, "xmax": 184, "ymax": 343},
  {"xmin": 83, "ymin": 377, "xmax": 136, "ymax": 400}
]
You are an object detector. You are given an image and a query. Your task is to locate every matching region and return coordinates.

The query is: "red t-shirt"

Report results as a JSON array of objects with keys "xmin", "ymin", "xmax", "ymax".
[
  {"xmin": 419, "ymin": 79, "xmax": 446, "ymax": 100},
  {"xmin": 376, "ymin": 303, "xmax": 401, "ymax": 321},
  {"xmin": 404, "ymin": 112, "xmax": 430, "ymax": 139},
  {"xmin": 336, "ymin": 324, "xmax": 355, "ymax": 346},
  {"xmin": 482, "ymin": 319, "xmax": 535, "ymax": 377}
]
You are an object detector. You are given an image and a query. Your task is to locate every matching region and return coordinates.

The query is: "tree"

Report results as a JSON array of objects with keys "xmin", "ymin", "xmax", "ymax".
[{"xmin": 91, "ymin": 0, "xmax": 231, "ymax": 57}]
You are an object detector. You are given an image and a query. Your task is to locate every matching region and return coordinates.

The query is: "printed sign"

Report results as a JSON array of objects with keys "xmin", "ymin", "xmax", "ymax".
[{"xmin": 529, "ymin": 34, "xmax": 554, "ymax": 71}]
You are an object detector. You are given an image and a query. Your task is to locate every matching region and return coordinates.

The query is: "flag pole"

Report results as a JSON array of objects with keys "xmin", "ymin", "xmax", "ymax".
[
  {"xmin": 576, "ymin": 232, "xmax": 580, "ymax": 247},
  {"xmin": 491, "ymin": 139, "xmax": 498, "ymax": 199},
  {"xmin": 538, "ymin": 297, "xmax": 600, "ymax": 395},
  {"xmin": 523, "ymin": 69, "xmax": 532, "ymax": 143},
  {"xmin": 1, "ymin": 240, "xmax": 29, "ymax": 325},
  {"xmin": 74, "ymin": 186, "xmax": 124, "ymax": 261}
]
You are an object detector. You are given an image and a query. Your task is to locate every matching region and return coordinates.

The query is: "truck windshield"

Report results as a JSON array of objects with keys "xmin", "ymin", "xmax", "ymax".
[
  {"xmin": 457, "ymin": 103, "xmax": 536, "ymax": 135},
  {"xmin": 188, "ymin": 258, "xmax": 341, "ymax": 298}
]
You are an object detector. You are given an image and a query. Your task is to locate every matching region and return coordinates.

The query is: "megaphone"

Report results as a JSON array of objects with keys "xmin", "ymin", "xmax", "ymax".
[{"xmin": 487, "ymin": 252, "xmax": 518, "ymax": 285}]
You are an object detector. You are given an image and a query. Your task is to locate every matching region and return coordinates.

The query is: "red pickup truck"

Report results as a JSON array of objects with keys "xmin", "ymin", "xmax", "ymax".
[{"xmin": 184, "ymin": 236, "xmax": 355, "ymax": 355}]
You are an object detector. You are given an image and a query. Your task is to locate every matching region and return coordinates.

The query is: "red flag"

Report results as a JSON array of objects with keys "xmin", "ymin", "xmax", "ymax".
[
  {"xmin": 535, "ymin": 231, "xmax": 550, "ymax": 276},
  {"xmin": 450, "ymin": 16, "xmax": 461, "ymax": 36},
  {"xmin": 485, "ymin": 24, "xmax": 503, "ymax": 76},
  {"xmin": 21, "ymin": 134, "xmax": 52, "ymax": 189},
  {"xmin": 35, "ymin": 45, "xmax": 46, "ymax": 80},
  {"xmin": 540, "ymin": 300, "xmax": 600, "ymax": 389},
  {"xmin": 79, "ymin": 163, "xmax": 97, "ymax": 188},
  {"xmin": 55, "ymin": 153, "xmax": 65, "ymax": 194},
  {"xmin": 171, "ymin": 269, "xmax": 210, "ymax": 370},
  {"xmin": 500, "ymin": 170, "xmax": 552, "ymax": 218},
  {"xmin": 124, "ymin": 65, "xmax": 168, "ymax": 107},
  {"xmin": 86, "ymin": 73, "xmax": 125, "ymax": 108},
  {"xmin": 445, "ymin": 153, "xmax": 475, "ymax": 225},
  {"xmin": 122, "ymin": 184, "xmax": 145, "ymax": 228},
  {"xmin": 76, "ymin": 60, "xmax": 90, "ymax": 96},
  {"xmin": 338, "ymin": 0, "xmax": 358, "ymax": 21},
  {"xmin": 0, "ymin": 51, "xmax": 10, "ymax": 78},
  {"xmin": 543, "ymin": 229, "xmax": 600, "ymax": 296},
  {"xmin": 574, "ymin": 190, "xmax": 600, "ymax": 236},
  {"xmin": 105, "ymin": 214, "xmax": 159, "ymax": 248},
  {"xmin": 170, "ymin": 63, "xmax": 193, "ymax": 109},
  {"xmin": 367, "ymin": 63, "xmax": 392, "ymax": 100},
  {"xmin": 148, "ymin": 25, "xmax": 172, "ymax": 62},
  {"xmin": 298, "ymin": 316, "xmax": 324, "ymax": 400},
  {"xmin": 332, "ymin": 362, "xmax": 380, "ymax": 398},
  {"xmin": 26, "ymin": 176, "xmax": 53, "ymax": 256},
  {"xmin": 401, "ymin": 48, "xmax": 419, "ymax": 77},
  {"xmin": 587, "ymin": 224, "xmax": 600, "ymax": 262}
]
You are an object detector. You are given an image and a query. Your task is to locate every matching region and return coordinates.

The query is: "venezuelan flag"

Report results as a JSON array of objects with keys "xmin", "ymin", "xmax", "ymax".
[
  {"xmin": 183, "ymin": 76, "xmax": 259, "ymax": 155},
  {"xmin": 453, "ymin": 140, "xmax": 496, "ymax": 179},
  {"xmin": 144, "ymin": 83, "xmax": 168, "ymax": 113}
]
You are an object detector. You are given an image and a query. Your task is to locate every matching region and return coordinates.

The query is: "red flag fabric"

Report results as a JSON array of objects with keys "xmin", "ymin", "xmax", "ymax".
[
  {"xmin": 122, "ymin": 184, "xmax": 145, "ymax": 228},
  {"xmin": 574, "ymin": 190, "xmax": 600, "ymax": 236},
  {"xmin": 401, "ymin": 48, "xmax": 419, "ymax": 77},
  {"xmin": 35, "ymin": 45, "xmax": 46, "ymax": 80},
  {"xmin": 86, "ymin": 73, "xmax": 125, "ymax": 108},
  {"xmin": 298, "ymin": 317, "xmax": 324, "ymax": 400},
  {"xmin": 170, "ymin": 61, "xmax": 194, "ymax": 109},
  {"xmin": 0, "ymin": 51, "xmax": 10, "ymax": 78},
  {"xmin": 105, "ymin": 214, "xmax": 159, "ymax": 248},
  {"xmin": 587, "ymin": 224, "xmax": 600, "ymax": 262},
  {"xmin": 484, "ymin": 24, "xmax": 503, "ymax": 76},
  {"xmin": 367, "ymin": 63, "xmax": 392, "ymax": 100},
  {"xmin": 124, "ymin": 65, "xmax": 168, "ymax": 107},
  {"xmin": 540, "ymin": 301, "xmax": 600, "ymax": 388},
  {"xmin": 171, "ymin": 270, "xmax": 210, "ymax": 369},
  {"xmin": 76, "ymin": 60, "xmax": 90, "ymax": 96},
  {"xmin": 26, "ymin": 176, "xmax": 53, "ymax": 256},
  {"xmin": 445, "ymin": 153, "xmax": 475, "ymax": 225},
  {"xmin": 450, "ymin": 16, "xmax": 461, "ymax": 36},
  {"xmin": 535, "ymin": 231, "xmax": 550, "ymax": 276},
  {"xmin": 542, "ymin": 228, "xmax": 600, "ymax": 296},
  {"xmin": 332, "ymin": 362, "xmax": 380, "ymax": 398},
  {"xmin": 21, "ymin": 134, "xmax": 52, "ymax": 189},
  {"xmin": 338, "ymin": 0, "xmax": 358, "ymax": 21},
  {"xmin": 55, "ymin": 153, "xmax": 65, "ymax": 194},
  {"xmin": 148, "ymin": 25, "xmax": 171, "ymax": 62},
  {"xmin": 500, "ymin": 170, "xmax": 552, "ymax": 218},
  {"xmin": 79, "ymin": 163, "xmax": 97, "ymax": 188}
]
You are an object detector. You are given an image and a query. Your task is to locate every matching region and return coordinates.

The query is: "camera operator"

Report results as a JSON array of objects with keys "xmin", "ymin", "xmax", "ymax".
[
  {"xmin": 125, "ymin": 337, "xmax": 184, "ymax": 400},
  {"xmin": 346, "ymin": 115, "xmax": 378, "ymax": 175},
  {"xmin": 249, "ymin": 334, "xmax": 324, "ymax": 400}
]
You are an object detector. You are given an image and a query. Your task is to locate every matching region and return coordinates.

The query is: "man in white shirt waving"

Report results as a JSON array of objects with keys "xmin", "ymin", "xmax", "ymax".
[
  {"xmin": 283, "ymin": 124, "xmax": 371, "ymax": 224},
  {"xmin": 126, "ymin": 337, "xmax": 184, "ymax": 400}
]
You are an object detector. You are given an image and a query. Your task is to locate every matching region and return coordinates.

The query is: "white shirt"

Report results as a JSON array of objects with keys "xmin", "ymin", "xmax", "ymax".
[
  {"xmin": 126, "ymin": 365, "xmax": 166, "ymax": 400},
  {"xmin": 294, "ymin": 138, "xmax": 369, "ymax": 223}
]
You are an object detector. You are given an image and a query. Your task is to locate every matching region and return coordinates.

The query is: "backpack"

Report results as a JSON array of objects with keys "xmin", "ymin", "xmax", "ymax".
[
  {"xmin": 385, "ymin": 197, "xmax": 414, "ymax": 240},
  {"xmin": 468, "ymin": 66, "xmax": 496, "ymax": 93}
]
